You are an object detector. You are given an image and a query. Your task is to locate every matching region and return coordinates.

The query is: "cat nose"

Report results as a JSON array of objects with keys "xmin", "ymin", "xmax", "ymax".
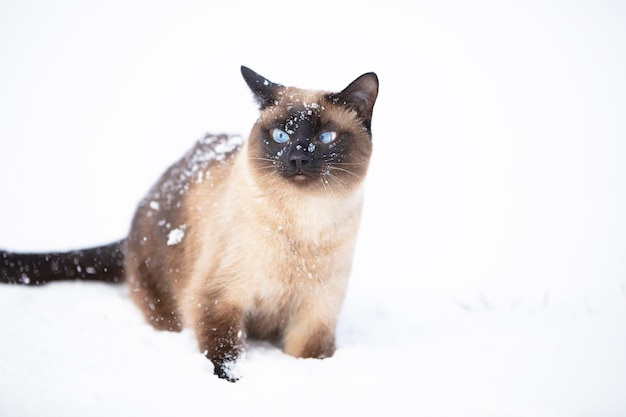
[{"xmin": 289, "ymin": 146, "xmax": 312, "ymax": 169}]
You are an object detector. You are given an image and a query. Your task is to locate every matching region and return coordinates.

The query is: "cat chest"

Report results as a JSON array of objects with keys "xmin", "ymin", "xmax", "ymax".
[
  {"xmin": 243, "ymin": 231, "xmax": 337, "ymax": 297},
  {"xmin": 253, "ymin": 234, "xmax": 333, "ymax": 282},
  {"xmin": 245, "ymin": 248, "xmax": 334, "ymax": 329}
]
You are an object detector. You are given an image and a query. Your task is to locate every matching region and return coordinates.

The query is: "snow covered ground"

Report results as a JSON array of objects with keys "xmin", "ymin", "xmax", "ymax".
[{"xmin": 1, "ymin": 1, "xmax": 626, "ymax": 416}]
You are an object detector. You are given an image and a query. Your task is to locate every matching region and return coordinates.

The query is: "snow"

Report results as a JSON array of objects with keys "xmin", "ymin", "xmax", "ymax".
[
  {"xmin": 166, "ymin": 227, "xmax": 185, "ymax": 246},
  {"xmin": 1, "ymin": 1, "xmax": 626, "ymax": 416},
  {"xmin": 213, "ymin": 135, "xmax": 245, "ymax": 158}
]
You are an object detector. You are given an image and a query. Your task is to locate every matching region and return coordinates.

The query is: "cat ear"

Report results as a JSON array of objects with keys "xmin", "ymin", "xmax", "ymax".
[
  {"xmin": 329, "ymin": 72, "xmax": 379, "ymax": 131},
  {"xmin": 241, "ymin": 66, "xmax": 283, "ymax": 109}
]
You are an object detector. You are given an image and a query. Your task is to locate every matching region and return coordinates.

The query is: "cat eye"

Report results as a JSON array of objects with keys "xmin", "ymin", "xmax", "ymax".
[
  {"xmin": 317, "ymin": 131, "xmax": 337, "ymax": 144},
  {"xmin": 271, "ymin": 128, "xmax": 290, "ymax": 143}
]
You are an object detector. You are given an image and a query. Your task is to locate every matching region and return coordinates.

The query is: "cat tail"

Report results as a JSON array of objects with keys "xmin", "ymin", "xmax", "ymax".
[{"xmin": 0, "ymin": 240, "xmax": 125, "ymax": 286}]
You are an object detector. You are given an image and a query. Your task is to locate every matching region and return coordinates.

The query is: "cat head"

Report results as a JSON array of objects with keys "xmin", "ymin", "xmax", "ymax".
[{"xmin": 242, "ymin": 66, "xmax": 378, "ymax": 194}]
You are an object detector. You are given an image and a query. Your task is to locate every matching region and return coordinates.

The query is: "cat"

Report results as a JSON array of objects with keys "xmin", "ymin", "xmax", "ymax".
[{"xmin": 0, "ymin": 66, "xmax": 379, "ymax": 381}]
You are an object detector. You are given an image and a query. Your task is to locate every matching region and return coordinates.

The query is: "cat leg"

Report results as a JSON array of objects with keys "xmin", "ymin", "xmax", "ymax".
[
  {"xmin": 127, "ymin": 261, "xmax": 182, "ymax": 332},
  {"xmin": 133, "ymin": 282, "xmax": 182, "ymax": 332},
  {"xmin": 282, "ymin": 304, "xmax": 337, "ymax": 359},
  {"xmin": 192, "ymin": 300, "xmax": 246, "ymax": 382}
]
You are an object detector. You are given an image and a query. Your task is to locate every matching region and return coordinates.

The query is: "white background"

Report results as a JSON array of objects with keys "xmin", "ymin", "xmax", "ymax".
[{"xmin": 1, "ymin": 1, "xmax": 625, "ymax": 416}]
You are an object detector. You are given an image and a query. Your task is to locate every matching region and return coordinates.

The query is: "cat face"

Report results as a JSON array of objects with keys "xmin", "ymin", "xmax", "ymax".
[{"xmin": 242, "ymin": 67, "xmax": 378, "ymax": 193}]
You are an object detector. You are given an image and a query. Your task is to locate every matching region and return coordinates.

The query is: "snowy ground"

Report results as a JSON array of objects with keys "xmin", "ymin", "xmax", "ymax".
[{"xmin": 1, "ymin": 1, "xmax": 626, "ymax": 416}]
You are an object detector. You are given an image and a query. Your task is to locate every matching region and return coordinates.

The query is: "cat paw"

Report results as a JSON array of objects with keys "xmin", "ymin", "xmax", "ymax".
[{"xmin": 213, "ymin": 360, "xmax": 241, "ymax": 382}]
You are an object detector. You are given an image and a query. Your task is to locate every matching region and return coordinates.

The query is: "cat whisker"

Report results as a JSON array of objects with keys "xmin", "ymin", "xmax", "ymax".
[
  {"xmin": 321, "ymin": 176, "xmax": 343, "ymax": 196},
  {"xmin": 329, "ymin": 161, "xmax": 362, "ymax": 167},
  {"xmin": 328, "ymin": 165, "xmax": 361, "ymax": 179},
  {"xmin": 258, "ymin": 170, "xmax": 281, "ymax": 183},
  {"xmin": 321, "ymin": 171, "xmax": 349, "ymax": 193},
  {"xmin": 249, "ymin": 157, "xmax": 279, "ymax": 170},
  {"xmin": 319, "ymin": 176, "xmax": 330, "ymax": 193},
  {"xmin": 249, "ymin": 157, "xmax": 278, "ymax": 163},
  {"xmin": 249, "ymin": 159, "xmax": 280, "ymax": 181}
]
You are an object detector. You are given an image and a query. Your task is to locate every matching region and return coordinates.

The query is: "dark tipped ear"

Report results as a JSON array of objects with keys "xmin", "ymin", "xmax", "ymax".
[
  {"xmin": 329, "ymin": 72, "xmax": 379, "ymax": 131},
  {"xmin": 241, "ymin": 66, "xmax": 283, "ymax": 109}
]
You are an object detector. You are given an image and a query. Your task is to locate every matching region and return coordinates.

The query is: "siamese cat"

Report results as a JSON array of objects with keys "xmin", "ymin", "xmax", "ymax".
[{"xmin": 0, "ymin": 66, "xmax": 379, "ymax": 381}]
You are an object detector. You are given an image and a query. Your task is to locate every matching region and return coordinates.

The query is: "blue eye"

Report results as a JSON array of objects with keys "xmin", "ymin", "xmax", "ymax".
[
  {"xmin": 271, "ymin": 128, "xmax": 290, "ymax": 143},
  {"xmin": 318, "ymin": 131, "xmax": 337, "ymax": 144}
]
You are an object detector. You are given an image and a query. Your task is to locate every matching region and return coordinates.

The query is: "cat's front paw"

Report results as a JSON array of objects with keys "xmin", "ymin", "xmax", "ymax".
[{"xmin": 213, "ymin": 359, "xmax": 241, "ymax": 382}]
